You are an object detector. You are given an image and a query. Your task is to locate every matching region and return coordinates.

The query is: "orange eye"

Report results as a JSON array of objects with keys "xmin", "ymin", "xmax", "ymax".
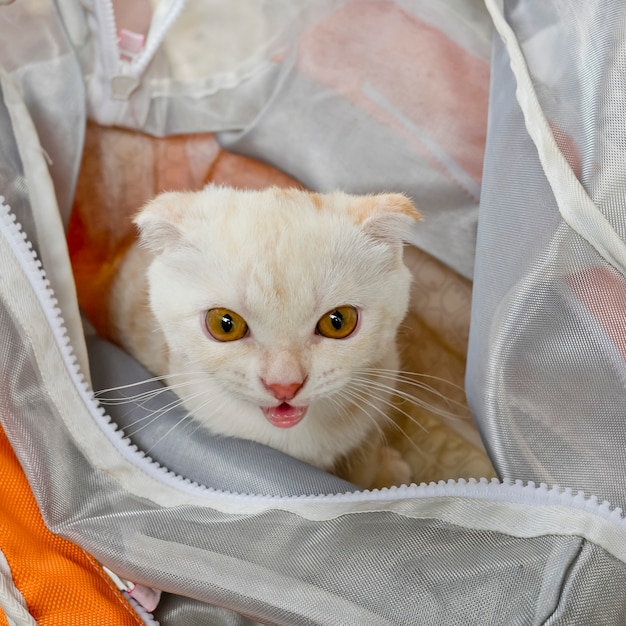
[
  {"xmin": 316, "ymin": 306, "xmax": 359, "ymax": 339},
  {"xmin": 205, "ymin": 308, "xmax": 248, "ymax": 342}
]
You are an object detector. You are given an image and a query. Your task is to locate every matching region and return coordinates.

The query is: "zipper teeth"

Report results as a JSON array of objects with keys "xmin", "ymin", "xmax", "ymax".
[
  {"xmin": 97, "ymin": 0, "xmax": 187, "ymax": 81},
  {"xmin": 1, "ymin": 198, "xmax": 626, "ymax": 528},
  {"xmin": 96, "ymin": 0, "xmax": 124, "ymax": 79},
  {"xmin": 130, "ymin": 0, "xmax": 187, "ymax": 78},
  {"xmin": 0, "ymin": 198, "xmax": 201, "ymax": 490},
  {"xmin": 123, "ymin": 594, "xmax": 160, "ymax": 626}
]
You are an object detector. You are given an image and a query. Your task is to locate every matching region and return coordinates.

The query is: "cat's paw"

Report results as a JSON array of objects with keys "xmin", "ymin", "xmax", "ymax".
[{"xmin": 373, "ymin": 446, "xmax": 412, "ymax": 489}]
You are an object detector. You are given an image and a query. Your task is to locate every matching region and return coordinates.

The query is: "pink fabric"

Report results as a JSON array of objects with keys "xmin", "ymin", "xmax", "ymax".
[{"xmin": 297, "ymin": 0, "xmax": 489, "ymax": 197}]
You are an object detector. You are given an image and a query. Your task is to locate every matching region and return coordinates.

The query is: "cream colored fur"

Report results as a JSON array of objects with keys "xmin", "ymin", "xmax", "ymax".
[{"xmin": 110, "ymin": 186, "xmax": 420, "ymax": 489}]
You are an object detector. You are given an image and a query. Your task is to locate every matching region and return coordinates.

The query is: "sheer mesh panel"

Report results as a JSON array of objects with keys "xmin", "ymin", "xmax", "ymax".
[
  {"xmin": 547, "ymin": 542, "xmax": 626, "ymax": 625},
  {"xmin": 467, "ymin": 1, "xmax": 626, "ymax": 510}
]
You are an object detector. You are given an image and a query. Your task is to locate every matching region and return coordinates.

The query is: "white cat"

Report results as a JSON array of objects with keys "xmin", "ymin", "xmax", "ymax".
[{"xmin": 109, "ymin": 186, "xmax": 420, "ymax": 489}]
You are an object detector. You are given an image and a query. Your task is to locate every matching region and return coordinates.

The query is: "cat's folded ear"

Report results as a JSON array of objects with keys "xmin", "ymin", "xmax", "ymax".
[
  {"xmin": 352, "ymin": 193, "xmax": 422, "ymax": 244},
  {"xmin": 133, "ymin": 192, "xmax": 189, "ymax": 254}
]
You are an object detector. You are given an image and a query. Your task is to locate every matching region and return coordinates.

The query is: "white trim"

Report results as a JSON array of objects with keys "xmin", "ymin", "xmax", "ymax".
[
  {"xmin": 485, "ymin": 0, "xmax": 626, "ymax": 277},
  {"xmin": 0, "ymin": 550, "xmax": 37, "ymax": 626},
  {"xmin": 0, "ymin": 69, "xmax": 90, "ymax": 379}
]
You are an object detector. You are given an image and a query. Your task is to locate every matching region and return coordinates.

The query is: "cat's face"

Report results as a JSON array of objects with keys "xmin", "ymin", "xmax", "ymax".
[{"xmin": 135, "ymin": 187, "xmax": 420, "ymax": 461}]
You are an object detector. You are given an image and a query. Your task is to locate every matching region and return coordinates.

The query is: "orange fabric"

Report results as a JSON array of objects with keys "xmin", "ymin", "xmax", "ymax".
[{"xmin": 0, "ymin": 424, "xmax": 142, "ymax": 625}]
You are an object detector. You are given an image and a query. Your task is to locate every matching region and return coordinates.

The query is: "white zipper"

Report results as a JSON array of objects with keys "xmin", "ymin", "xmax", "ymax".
[
  {"xmin": 91, "ymin": 0, "xmax": 121, "ymax": 88},
  {"xmin": 95, "ymin": 0, "xmax": 187, "ymax": 99},
  {"xmin": 124, "ymin": 594, "xmax": 161, "ymax": 626},
  {"xmin": 0, "ymin": 197, "xmax": 194, "ymax": 487},
  {"xmin": 0, "ymin": 198, "xmax": 164, "ymax": 625},
  {"xmin": 134, "ymin": 0, "xmax": 187, "ymax": 78}
]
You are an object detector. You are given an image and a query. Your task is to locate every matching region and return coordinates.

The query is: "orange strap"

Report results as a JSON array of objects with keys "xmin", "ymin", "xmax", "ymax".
[{"xmin": 0, "ymin": 424, "xmax": 143, "ymax": 625}]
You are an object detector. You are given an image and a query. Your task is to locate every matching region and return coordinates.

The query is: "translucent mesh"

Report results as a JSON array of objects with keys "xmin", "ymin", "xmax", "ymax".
[
  {"xmin": 546, "ymin": 542, "xmax": 626, "ymax": 625},
  {"xmin": 0, "ymin": 0, "xmax": 85, "ymax": 224},
  {"xmin": 0, "ymin": 81, "xmax": 37, "ymax": 255},
  {"xmin": 468, "ymin": 0, "xmax": 626, "ymax": 510},
  {"xmin": 153, "ymin": 597, "xmax": 262, "ymax": 626}
]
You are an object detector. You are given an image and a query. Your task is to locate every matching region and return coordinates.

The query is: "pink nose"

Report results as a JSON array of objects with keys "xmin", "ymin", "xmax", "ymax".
[{"xmin": 262, "ymin": 380, "xmax": 303, "ymax": 402}]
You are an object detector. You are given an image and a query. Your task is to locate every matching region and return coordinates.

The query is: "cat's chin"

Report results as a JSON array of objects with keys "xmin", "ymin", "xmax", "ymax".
[{"xmin": 261, "ymin": 404, "xmax": 308, "ymax": 429}]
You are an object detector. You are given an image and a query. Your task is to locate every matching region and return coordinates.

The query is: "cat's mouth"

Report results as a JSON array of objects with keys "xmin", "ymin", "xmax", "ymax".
[{"xmin": 261, "ymin": 403, "xmax": 308, "ymax": 428}]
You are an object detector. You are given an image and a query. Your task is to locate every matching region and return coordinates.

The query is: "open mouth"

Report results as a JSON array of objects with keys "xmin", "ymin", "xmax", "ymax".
[{"xmin": 261, "ymin": 403, "xmax": 308, "ymax": 428}]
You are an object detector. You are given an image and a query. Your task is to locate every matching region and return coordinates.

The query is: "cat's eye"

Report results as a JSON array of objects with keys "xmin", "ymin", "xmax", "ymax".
[
  {"xmin": 316, "ymin": 306, "xmax": 359, "ymax": 339},
  {"xmin": 205, "ymin": 308, "xmax": 248, "ymax": 342}
]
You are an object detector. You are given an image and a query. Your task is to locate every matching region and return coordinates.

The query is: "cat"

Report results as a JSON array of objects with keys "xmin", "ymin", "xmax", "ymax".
[{"xmin": 109, "ymin": 185, "xmax": 421, "ymax": 489}]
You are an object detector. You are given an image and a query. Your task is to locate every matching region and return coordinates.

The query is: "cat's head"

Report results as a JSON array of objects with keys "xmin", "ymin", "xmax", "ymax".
[{"xmin": 134, "ymin": 186, "xmax": 420, "ymax": 451}]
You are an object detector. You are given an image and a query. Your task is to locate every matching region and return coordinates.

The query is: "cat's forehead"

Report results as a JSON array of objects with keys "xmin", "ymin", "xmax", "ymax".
[
  {"xmin": 138, "ymin": 186, "xmax": 419, "ymax": 258},
  {"xmin": 186, "ymin": 188, "xmax": 370, "ymax": 262},
  {"xmin": 198, "ymin": 187, "xmax": 355, "ymax": 228},
  {"xmin": 179, "ymin": 186, "xmax": 417, "ymax": 227},
  {"xmin": 206, "ymin": 203, "xmax": 370, "ymax": 307},
  {"xmin": 173, "ymin": 208, "xmax": 377, "ymax": 316},
  {"xmin": 154, "ymin": 186, "xmax": 412, "ymax": 319}
]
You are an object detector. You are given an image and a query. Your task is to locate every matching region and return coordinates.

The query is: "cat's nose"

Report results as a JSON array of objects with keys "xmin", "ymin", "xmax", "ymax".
[{"xmin": 262, "ymin": 380, "xmax": 304, "ymax": 402}]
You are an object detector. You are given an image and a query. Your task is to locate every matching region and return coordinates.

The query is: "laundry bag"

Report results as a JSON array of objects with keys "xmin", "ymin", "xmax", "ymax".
[{"xmin": 1, "ymin": 0, "xmax": 625, "ymax": 624}]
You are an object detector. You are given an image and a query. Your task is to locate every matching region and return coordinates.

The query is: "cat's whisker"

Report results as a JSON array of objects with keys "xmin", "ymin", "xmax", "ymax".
[
  {"xmin": 332, "ymin": 389, "xmax": 388, "ymax": 446},
  {"xmin": 360, "ymin": 367, "xmax": 468, "ymax": 394},
  {"xmin": 352, "ymin": 371, "xmax": 469, "ymax": 416},
  {"xmin": 96, "ymin": 386, "xmax": 177, "ymax": 406},
  {"xmin": 393, "ymin": 382, "xmax": 469, "ymax": 411},
  {"xmin": 122, "ymin": 410, "xmax": 184, "ymax": 439},
  {"xmin": 336, "ymin": 387, "xmax": 392, "ymax": 440},
  {"xmin": 325, "ymin": 395, "xmax": 356, "ymax": 426},
  {"xmin": 96, "ymin": 376, "xmax": 216, "ymax": 408},
  {"xmin": 141, "ymin": 390, "xmax": 234, "ymax": 454},
  {"xmin": 130, "ymin": 379, "xmax": 211, "ymax": 409},
  {"xmin": 140, "ymin": 412, "xmax": 195, "ymax": 455},
  {"xmin": 138, "ymin": 388, "xmax": 204, "ymax": 419},
  {"xmin": 357, "ymin": 371, "xmax": 462, "ymax": 405},
  {"xmin": 96, "ymin": 385, "xmax": 195, "ymax": 425},
  {"xmin": 329, "ymin": 392, "xmax": 381, "ymax": 433},
  {"xmin": 125, "ymin": 382, "xmax": 228, "ymax": 442},
  {"xmin": 358, "ymin": 368, "xmax": 463, "ymax": 396},
  {"xmin": 361, "ymin": 366, "xmax": 460, "ymax": 380},
  {"xmin": 93, "ymin": 371, "xmax": 212, "ymax": 394},
  {"xmin": 349, "ymin": 375, "xmax": 465, "ymax": 424},
  {"xmin": 337, "ymin": 387, "xmax": 425, "ymax": 458},
  {"xmin": 121, "ymin": 389, "xmax": 207, "ymax": 438},
  {"xmin": 345, "ymin": 380, "xmax": 432, "ymax": 434}
]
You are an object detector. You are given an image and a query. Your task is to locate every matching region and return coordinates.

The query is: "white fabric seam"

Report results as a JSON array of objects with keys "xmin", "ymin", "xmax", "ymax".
[{"xmin": 485, "ymin": 0, "xmax": 626, "ymax": 277}]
